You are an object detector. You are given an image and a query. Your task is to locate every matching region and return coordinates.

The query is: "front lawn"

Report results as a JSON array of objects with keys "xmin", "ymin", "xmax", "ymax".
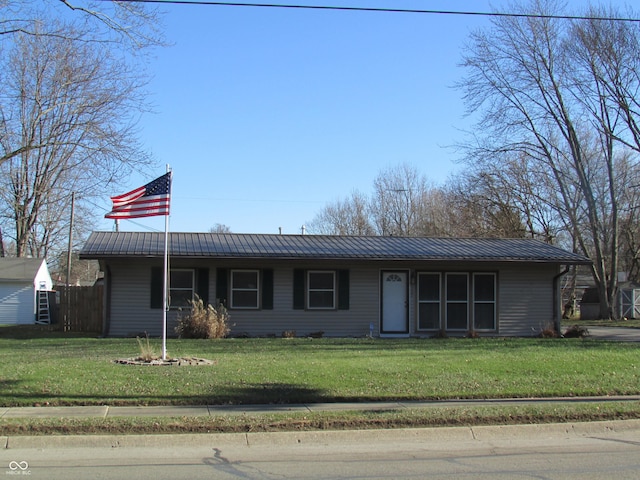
[{"xmin": 1, "ymin": 333, "xmax": 639, "ymax": 407}]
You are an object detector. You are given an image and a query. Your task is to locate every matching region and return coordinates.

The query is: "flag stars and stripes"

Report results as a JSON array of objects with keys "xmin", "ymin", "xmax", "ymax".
[{"xmin": 105, "ymin": 172, "xmax": 172, "ymax": 219}]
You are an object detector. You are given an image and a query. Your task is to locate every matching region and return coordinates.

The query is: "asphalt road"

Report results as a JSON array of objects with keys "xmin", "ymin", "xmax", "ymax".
[
  {"xmin": 586, "ymin": 326, "xmax": 640, "ymax": 341},
  {"xmin": 3, "ymin": 421, "xmax": 640, "ymax": 479}
]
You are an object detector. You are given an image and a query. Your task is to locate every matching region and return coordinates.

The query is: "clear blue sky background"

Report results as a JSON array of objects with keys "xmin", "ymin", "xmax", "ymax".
[{"xmin": 97, "ymin": 0, "xmax": 630, "ymax": 235}]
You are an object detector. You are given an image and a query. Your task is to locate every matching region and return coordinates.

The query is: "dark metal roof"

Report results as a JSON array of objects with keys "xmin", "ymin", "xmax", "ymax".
[
  {"xmin": 0, "ymin": 258, "xmax": 46, "ymax": 283},
  {"xmin": 80, "ymin": 231, "xmax": 592, "ymax": 264}
]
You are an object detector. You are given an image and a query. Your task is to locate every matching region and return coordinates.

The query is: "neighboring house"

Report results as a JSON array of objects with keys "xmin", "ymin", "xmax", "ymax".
[
  {"xmin": 80, "ymin": 232, "xmax": 591, "ymax": 338},
  {"xmin": 0, "ymin": 258, "xmax": 53, "ymax": 325}
]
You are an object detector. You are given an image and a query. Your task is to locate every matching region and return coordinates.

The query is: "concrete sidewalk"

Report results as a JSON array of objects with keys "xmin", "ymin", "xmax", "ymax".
[{"xmin": 2, "ymin": 395, "xmax": 639, "ymax": 419}]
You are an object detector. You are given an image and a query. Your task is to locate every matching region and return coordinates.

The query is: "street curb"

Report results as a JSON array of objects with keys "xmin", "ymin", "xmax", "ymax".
[
  {"xmin": 5, "ymin": 419, "xmax": 640, "ymax": 450},
  {"xmin": 469, "ymin": 418, "xmax": 640, "ymax": 439}
]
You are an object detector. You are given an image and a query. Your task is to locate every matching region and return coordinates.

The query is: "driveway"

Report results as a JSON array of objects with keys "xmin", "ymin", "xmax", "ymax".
[{"xmin": 586, "ymin": 326, "xmax": 640, "ymax": 342}]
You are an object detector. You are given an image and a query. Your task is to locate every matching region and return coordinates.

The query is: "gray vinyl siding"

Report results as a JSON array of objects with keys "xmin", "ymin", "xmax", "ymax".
[
  {"xmin": 498, "ymin": 264, "xmax": 557, "ymax": 336},
  {"xmin": 103, "ymin": 259, "xmax": 561, "ymax": 338},
  {"xmin": 222, "ymin": 264, "xmax": 380, "ymax": 338},
  {"xmin": 105, "ymin": 259, "xmax": 192, "ymax": 337},
  {"xmin": 407, "ymin": 264, "xmax": 557, "ymax": 336},
  {"xmin": 108, "ymin": 260, "xmax": 163, "ymax": 337},
  {"xmin": 106, "ymin": 260, "xmax": 382, "ymax": 338}
]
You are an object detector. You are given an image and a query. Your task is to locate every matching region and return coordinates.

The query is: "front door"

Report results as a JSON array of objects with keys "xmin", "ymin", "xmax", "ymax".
[{"xmin": 381, "ymin": 271, "xmax": 409, "ymax": 335}]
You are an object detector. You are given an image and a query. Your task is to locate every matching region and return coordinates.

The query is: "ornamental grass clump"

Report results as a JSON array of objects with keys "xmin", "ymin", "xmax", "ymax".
[
  {"xmin": 175, "ymin": 295, "xmax": 230, "ymax": 339},
  {"xmin": 136, "ymin": 333, "xmax": 158, "ymax": 361}
]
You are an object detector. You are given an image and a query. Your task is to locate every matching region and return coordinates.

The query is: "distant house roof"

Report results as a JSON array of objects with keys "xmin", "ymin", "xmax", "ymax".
[
  {"xmin": 0, "ymin": 258, "xmax": 47, "ymax": 283},
  {"xmin": 80, "ymin": 232, "xmax": 591, "ymax": 264}
]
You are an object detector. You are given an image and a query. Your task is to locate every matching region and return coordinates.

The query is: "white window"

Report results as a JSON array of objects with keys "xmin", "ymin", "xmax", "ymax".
[
  {"xmin": 418, "ymin": 273, "xmax": 441, "ymax": 330},
  {"xmin": 231, "ymin": 270, "xmax": 259, "ymax": 309},
  {"xmin": 446, "ymin": 273, "xmax": 468, "ymax": 330},
  {"xmin": 307, "ymin": 271, "xmax": 335, "ymax": 309},
  {"xmin": 169, "ymin": 269, "xmax": 194, "ymax": 308},
  {"xmin": 473, "ymin": 273, "xmax": 496, "ymax": 330}
]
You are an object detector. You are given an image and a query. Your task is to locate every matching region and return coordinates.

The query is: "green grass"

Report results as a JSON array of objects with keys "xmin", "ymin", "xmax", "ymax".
[
  {"xmin": 1, "ymin": 330, "xmax": 639, "ymax": 408},
  {"xmin": 2, "ymin": 402, "xmax": 640, "ymax": 436}
]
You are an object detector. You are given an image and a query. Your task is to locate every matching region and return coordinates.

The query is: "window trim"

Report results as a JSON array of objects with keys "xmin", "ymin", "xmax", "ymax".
[
  {"xmin": 230, "ymin": 269, "xmax": 260, "ymax": 310},
  {"xmin": 417, "ymin": 272, "xmax": 441, "ymax": 331},
  {"xmin": 307, "ymin": 270, "xmax": 336, "ymax": 310},
  {"xmin": 169, "ymin": 268, "xmax": 195, "ymax": 310},
  {"xmin": 473, "ymin": 272, "xmax": 497, "ymax": 331},
  {"xmin": 445, "ymin": 272, "xmax": 469, "ymax": 331},
  {"xmin": 415, "ymin": 271, "xmax": 498, "ymax": 333}
]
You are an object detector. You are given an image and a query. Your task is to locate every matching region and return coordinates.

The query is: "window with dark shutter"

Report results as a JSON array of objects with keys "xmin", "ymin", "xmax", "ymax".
[
  {"xmin": 169, "ymin": 269, "xmax": 195, "ymax": 308},
  {"xmin": 231, "ymin": 270, "xmax": 260, "ymax": 308},
  {"xmin": 197, "ymin": 268, "xmax": 209, "ymax": 305},
  {"xmin": 216, "ymin": 268, "xmax": 228, "ymax": 306},
  {"xmin": 307, "ymin": 271, "xmax": 335, "ymax": 309},
  {"xmin": 151, "ymin": 267, "xmax": 197, "ymax": 309},
  {"xmin": 150, "ymin": 267, "xmax": 162, "ymax": 309},
  {"xmin": 337, "ymin": 269, "xmax": 350, "ymax": 310}
]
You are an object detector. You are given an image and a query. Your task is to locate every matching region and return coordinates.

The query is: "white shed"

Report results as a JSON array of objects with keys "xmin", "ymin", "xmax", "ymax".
[
  {"xmin": 0, "ymin": 258, "xmax": 53, "ymax": 325},
  {"xmin": 618, "ymin": 283, "xmax": 640, "ymax": 319}
]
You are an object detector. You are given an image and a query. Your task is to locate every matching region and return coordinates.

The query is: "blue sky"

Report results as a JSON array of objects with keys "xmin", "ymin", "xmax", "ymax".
[{"xmin": 97, "ymin": 0, "xmax": 626, "ymax": 235}]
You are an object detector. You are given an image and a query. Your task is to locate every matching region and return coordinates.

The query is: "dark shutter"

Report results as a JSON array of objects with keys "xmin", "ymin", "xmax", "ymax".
[
  {"xmin": 262, "ymin": 269, "xmax": 274, "ymax": 310},
  {"xmin": 150, "ymin": 267, "xmax": 162, "ymax": 309},
  {"xmin": 338, "ymin": 269, "xmax": 350, "ymax": 310},
  {"xmin": 216, "ymin": 268, "xmax": 228, "ymax": 306},
  {"xmin": 197, "ymin": 268, "xmax": 209, "ymax": 305},
  {"xmin": 293, "ymin": 269, "xmax": 305, "ymax": 310}
]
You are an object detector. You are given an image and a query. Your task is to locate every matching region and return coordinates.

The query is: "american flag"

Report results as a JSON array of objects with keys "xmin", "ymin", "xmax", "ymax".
[{"xmin": 105, "ymin": 172, "xmax": 172, "ymax": 219}]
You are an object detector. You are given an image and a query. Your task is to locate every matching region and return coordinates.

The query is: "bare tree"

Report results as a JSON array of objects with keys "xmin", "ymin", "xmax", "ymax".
[
  {"xmin": 416, "ymin": 186, "xmax": 454, "ymax": 237},
  {"xmin": 307, "ymin": 190, "xmax": 374, "ymax": 235},
  {"xmin": 568, "ymin": 5, "xmax": 640, "ymax": 155},
  {"xmin": 209, "ymin": 224, "xmax": 233, "ymax": 234},
  {"xmin": 458, "ymin": 0, "xmax": 640, "ymax": 318},
  {"xmin": 0, "ymin": 21, "xmax": 152, "ymax": 257},
  {"xmin": 49, "ymin": 251, "xmax": 100, "ymax": 286},
  {"xmin": 614, "ymin": 157, "xmax": 640, "ymax": 283},
  {"xmin": 309, "ymin": 164, "xmax": 440, "ymax": 237},
  {"xmin": 309, "ymin": 162, "xmax": 530, "ymax": 240},
  {"xmin": 371, "ymin": 164, "xmax": 433, "ymax": 236},
  {"xmin": 432, "ymin": 173, "xmax": 524, "ymax": 239},
  {"xmin": 0, "ymin": 2, "xmax": 163, "ymax": 166},
  {"xmin": 1, "ymin": 0, "xmax": 164, "ymax": 49},
  {"xmin": 454, "ymin": 152, "xmax": 564, "ymax": 242},
  {"xmin": 0, "ymin": 2, "xmax": 164, "ymax": 258}
]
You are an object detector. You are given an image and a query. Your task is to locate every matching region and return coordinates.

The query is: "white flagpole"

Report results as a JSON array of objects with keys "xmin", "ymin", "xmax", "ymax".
[
  {"xmin": 162, "ymin": 167, "xmax": 171, "ymax": 360},
  {"xmin": 162, "ymin": 214, "xmax": 169, "ymax": 360}
]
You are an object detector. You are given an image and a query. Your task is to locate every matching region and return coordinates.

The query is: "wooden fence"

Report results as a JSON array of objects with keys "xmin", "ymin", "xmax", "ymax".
[{"xmin": 56, "ymin": 285, "xmax": 104, "ymax": 334}]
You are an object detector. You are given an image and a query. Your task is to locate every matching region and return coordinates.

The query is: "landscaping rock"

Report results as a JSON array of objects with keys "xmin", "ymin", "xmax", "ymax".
[{"xmin": 113, "ymin": 357, "xmax": 215, "ymax": 366}]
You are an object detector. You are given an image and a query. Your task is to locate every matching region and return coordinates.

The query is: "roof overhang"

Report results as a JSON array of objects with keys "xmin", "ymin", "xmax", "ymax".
[{"xmin": 80, "ymin": 232, "xmax": 592, "ymax": 266}]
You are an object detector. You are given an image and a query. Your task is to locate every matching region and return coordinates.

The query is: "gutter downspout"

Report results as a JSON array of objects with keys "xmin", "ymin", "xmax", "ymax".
[{"xmin": 553, "ymin": 265, "xmax": 571, "ymax": 335}]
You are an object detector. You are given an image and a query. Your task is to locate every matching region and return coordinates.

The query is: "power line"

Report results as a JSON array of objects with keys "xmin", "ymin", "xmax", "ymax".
[{"xmin": 113, "ymin": 0, "xmax": 640, "ymax": 23}]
